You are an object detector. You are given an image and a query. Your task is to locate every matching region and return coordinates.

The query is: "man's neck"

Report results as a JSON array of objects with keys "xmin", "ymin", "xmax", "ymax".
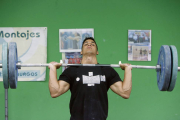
[{"xmin": 81, "ymin": 55, "xmax": 97, "ymax": 64}]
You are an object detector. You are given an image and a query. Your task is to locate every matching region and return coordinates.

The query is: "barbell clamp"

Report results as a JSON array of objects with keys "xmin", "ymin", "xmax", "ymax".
[
  {"xmin": 17, "ymin": 60, "xmax": 22, "ymax": 69},
  {"xmin": 156, "ymin": 65, "xmax": 161, "ymax": 72}
]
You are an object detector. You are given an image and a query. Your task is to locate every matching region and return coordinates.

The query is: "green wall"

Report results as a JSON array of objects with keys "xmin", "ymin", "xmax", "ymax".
[{"xmin": 0, "ymin": 0, "xmax": 180, "ymax": 120}]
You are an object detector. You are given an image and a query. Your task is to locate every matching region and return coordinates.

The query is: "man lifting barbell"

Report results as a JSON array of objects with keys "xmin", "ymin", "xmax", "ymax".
[
  {"xmin": 0, "ymin": 36, "xmax": 179, "ymax": 120},
  {"xmin": 1, "ymin": 39, "xmax": 179, "ymax": 90},
  {"xmin": 1, "ymin": 37, "xmax": 179, "ymax": 120},
  {"xmin": 48, "ymin": 37, "xmax": 132, "ymax": 120},
  {"xmin": 1, "ymin": 41, "xmax": 134, "ymax": 89}
]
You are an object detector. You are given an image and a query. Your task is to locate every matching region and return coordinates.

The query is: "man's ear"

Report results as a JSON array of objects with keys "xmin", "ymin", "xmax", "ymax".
[
  {"xmin": 81, "ymin": 51, "xmax": 82, "ymax": 55},
  {"xmin": 97, "ymin": 51, "xmax": 99, "ymax": 55}
]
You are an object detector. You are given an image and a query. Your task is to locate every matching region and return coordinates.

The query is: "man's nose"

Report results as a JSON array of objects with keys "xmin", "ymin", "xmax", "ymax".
[{"xmin": 87, "ymin": 43, "xmax": 92, "ymax": 46}]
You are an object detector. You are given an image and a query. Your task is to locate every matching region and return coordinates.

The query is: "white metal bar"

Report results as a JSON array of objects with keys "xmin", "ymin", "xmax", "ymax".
[
  {"xmin": 17, "ymin": 63, "xmax": 50, "ymax": 67},
  {"xmin": 16, "ymin": 63, "xmax": 160, "ymax": 69},
  {"xmin": 0, "ymin": 63, "xmax": 179, "ymax": 70}
]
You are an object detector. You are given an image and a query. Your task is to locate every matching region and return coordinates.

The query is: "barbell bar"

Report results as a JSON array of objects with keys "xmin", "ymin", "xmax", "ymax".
[
  {"xmin": 0, "ymin": 63, "xmax": 180, "ymax": 70},
  {"xmin": 1, "ymin": 42, "xmax": 179, "ymax": 91},
  {"xmin": 0, "ymin": 63, "xmax": 160, "ymax": 69}
]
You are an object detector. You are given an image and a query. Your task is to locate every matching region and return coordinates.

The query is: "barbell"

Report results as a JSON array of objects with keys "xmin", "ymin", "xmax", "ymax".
[{"xmin": 1, "ymin": 42, "xmax": 179, "ymax": 91}]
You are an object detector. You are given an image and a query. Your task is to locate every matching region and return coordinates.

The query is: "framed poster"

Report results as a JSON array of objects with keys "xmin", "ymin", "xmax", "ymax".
[
  {"xmin": 128, "ymin": 30, "xmax": 151, "ymax": 61},
  {"xmin": 59, "ymin": 29, "xmax": 94, "ymax": 52},
  {"xmin": 0, "ymin": 27, "xmax": 47, "ymax": 81},
  {"xmin": 61, "ymin": 52, "xmax": 82, "ymax": 71}
]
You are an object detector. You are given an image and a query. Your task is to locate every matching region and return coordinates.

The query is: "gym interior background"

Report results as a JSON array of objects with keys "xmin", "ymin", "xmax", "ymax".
[{"xmin": 0, "ymin": 0, "xmax": 180, "ymax": 120}]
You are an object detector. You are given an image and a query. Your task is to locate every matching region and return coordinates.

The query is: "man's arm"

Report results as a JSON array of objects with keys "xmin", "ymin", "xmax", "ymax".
[
  {"xmin": 110, "ymin": 64, "xmax": 132, "ymax": 99},
  {"xmin": 48, "ymin": 62, "xmax": 70, "ymax": 98}
]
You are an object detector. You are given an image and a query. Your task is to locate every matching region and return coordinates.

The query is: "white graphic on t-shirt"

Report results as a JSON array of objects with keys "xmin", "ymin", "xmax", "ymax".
[
  {"xmin": 83, "ymin": 75, "xmax": 100, "ymax": 84},
  {"xmin": 88, "ymin": 84, "xmax": 95, "ymax": 86},
  {"xmin": 101, "ymin": 75, "xmax": 106, "ymax": 81},
  {"xmin": 82, "ymin": 72, "xmax": 106, "ymax": 86},
  {"xmin": 89, "ymin": 72, "xmax": 93, "ymax": 76},
  {"xmin": 76, "ymin": 77, "xmax": 80, "ymax": 81}
]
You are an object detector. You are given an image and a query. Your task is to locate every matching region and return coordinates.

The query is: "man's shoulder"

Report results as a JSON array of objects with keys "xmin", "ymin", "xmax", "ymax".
[
  {"xmin": 63, "ymin": 66, "xmax": 78, "ymax": 73},
  {"xmin": 101, "ymin": 66, "xmax": 115, "ymax": 72}
]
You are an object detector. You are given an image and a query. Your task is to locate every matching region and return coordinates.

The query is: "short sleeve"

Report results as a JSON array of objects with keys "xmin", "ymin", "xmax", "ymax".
[
  {"xmin": 58, "ymin": 67, "xmax": 73, "ymax": 84},
  {"xmin": 103, "ymin": 67, "xmax": 122, "ymax": 88},
  {"xmin": 109, "ymin": 68, "xmax": 122, "ymax": 86}
]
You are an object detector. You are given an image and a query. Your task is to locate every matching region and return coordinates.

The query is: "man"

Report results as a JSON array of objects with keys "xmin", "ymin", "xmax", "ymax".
[{"xmin": 48, "ymin": 37, "xmax": 132, "ymax": 120}]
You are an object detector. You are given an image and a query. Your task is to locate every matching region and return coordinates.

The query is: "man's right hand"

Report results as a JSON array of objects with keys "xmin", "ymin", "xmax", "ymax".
[
  {"xmin": 48, "ymin": 62, "xmax": 62, "ymax": 69},
  {"xmin": 120, "ymin": 63, "xmax": 132, "ymax": 70}
]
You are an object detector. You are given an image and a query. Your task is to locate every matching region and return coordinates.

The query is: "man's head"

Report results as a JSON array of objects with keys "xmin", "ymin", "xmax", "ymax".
[
  {"xmin": 81, "ymin": 37, "xmax": 98, "ymax": 55},
  {"xmin": 82, "ymin": 37, "xmax": 98, "ymax": 50}
]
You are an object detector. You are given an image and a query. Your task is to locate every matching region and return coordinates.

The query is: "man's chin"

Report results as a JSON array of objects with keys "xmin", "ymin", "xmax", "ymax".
[{"xmin": 84, "ymin": 52, "xmax": 96, "ymax": 56}]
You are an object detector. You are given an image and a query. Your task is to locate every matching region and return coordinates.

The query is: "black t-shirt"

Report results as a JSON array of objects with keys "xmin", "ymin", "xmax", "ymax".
[{"xmin": 59, "ymin": 66, "xmax": 122, "ymax": 120}]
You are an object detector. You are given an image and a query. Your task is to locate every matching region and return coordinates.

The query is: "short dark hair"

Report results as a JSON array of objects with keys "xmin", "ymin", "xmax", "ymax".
[{"xmin": 82, "ymin": 37, "xmax": 98, "ymax": 50}]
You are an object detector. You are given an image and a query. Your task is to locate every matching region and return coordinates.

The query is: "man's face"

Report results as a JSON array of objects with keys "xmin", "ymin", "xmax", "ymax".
[{"xmin": 81, "ymin": 39, "xmax": 98, "ymax": 55}]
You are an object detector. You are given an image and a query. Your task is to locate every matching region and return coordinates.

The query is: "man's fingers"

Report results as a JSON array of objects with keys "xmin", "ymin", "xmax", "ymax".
[
  {"xmin": 55, "ymin": 63, "xmax": 62, "ymax": 69},
  {"xmin": 48, "ymin": 63, "xmax": 54, "ymax": 69},
  {"xmin": 120, "ymin": 63, "xmax": 132, "ymax": 70},
  {"xmin": 48, "ymin": 62, "xmax": 62, "ymax": 69}
]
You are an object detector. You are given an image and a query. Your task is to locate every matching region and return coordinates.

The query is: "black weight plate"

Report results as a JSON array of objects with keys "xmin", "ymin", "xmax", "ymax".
[
  {"xmin": 2, "ymin": 42, "xmax": 9, "ymax": 89},
  {"xmin": 157, "ymin": 45, "xmax": 171, "ymax": 91},
  {"xmin": 9, "ymin": 42, "xmax": 18, "ymax": 89},
  {"xmin": 167, "ymin": 45, "xmax": 178, "ymax": 91}
]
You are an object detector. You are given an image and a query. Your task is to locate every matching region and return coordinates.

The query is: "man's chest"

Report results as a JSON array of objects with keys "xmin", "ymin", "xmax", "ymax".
[{"xmin": 71, "ymin": 67, "xmax": 108, "ymax": 87}]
